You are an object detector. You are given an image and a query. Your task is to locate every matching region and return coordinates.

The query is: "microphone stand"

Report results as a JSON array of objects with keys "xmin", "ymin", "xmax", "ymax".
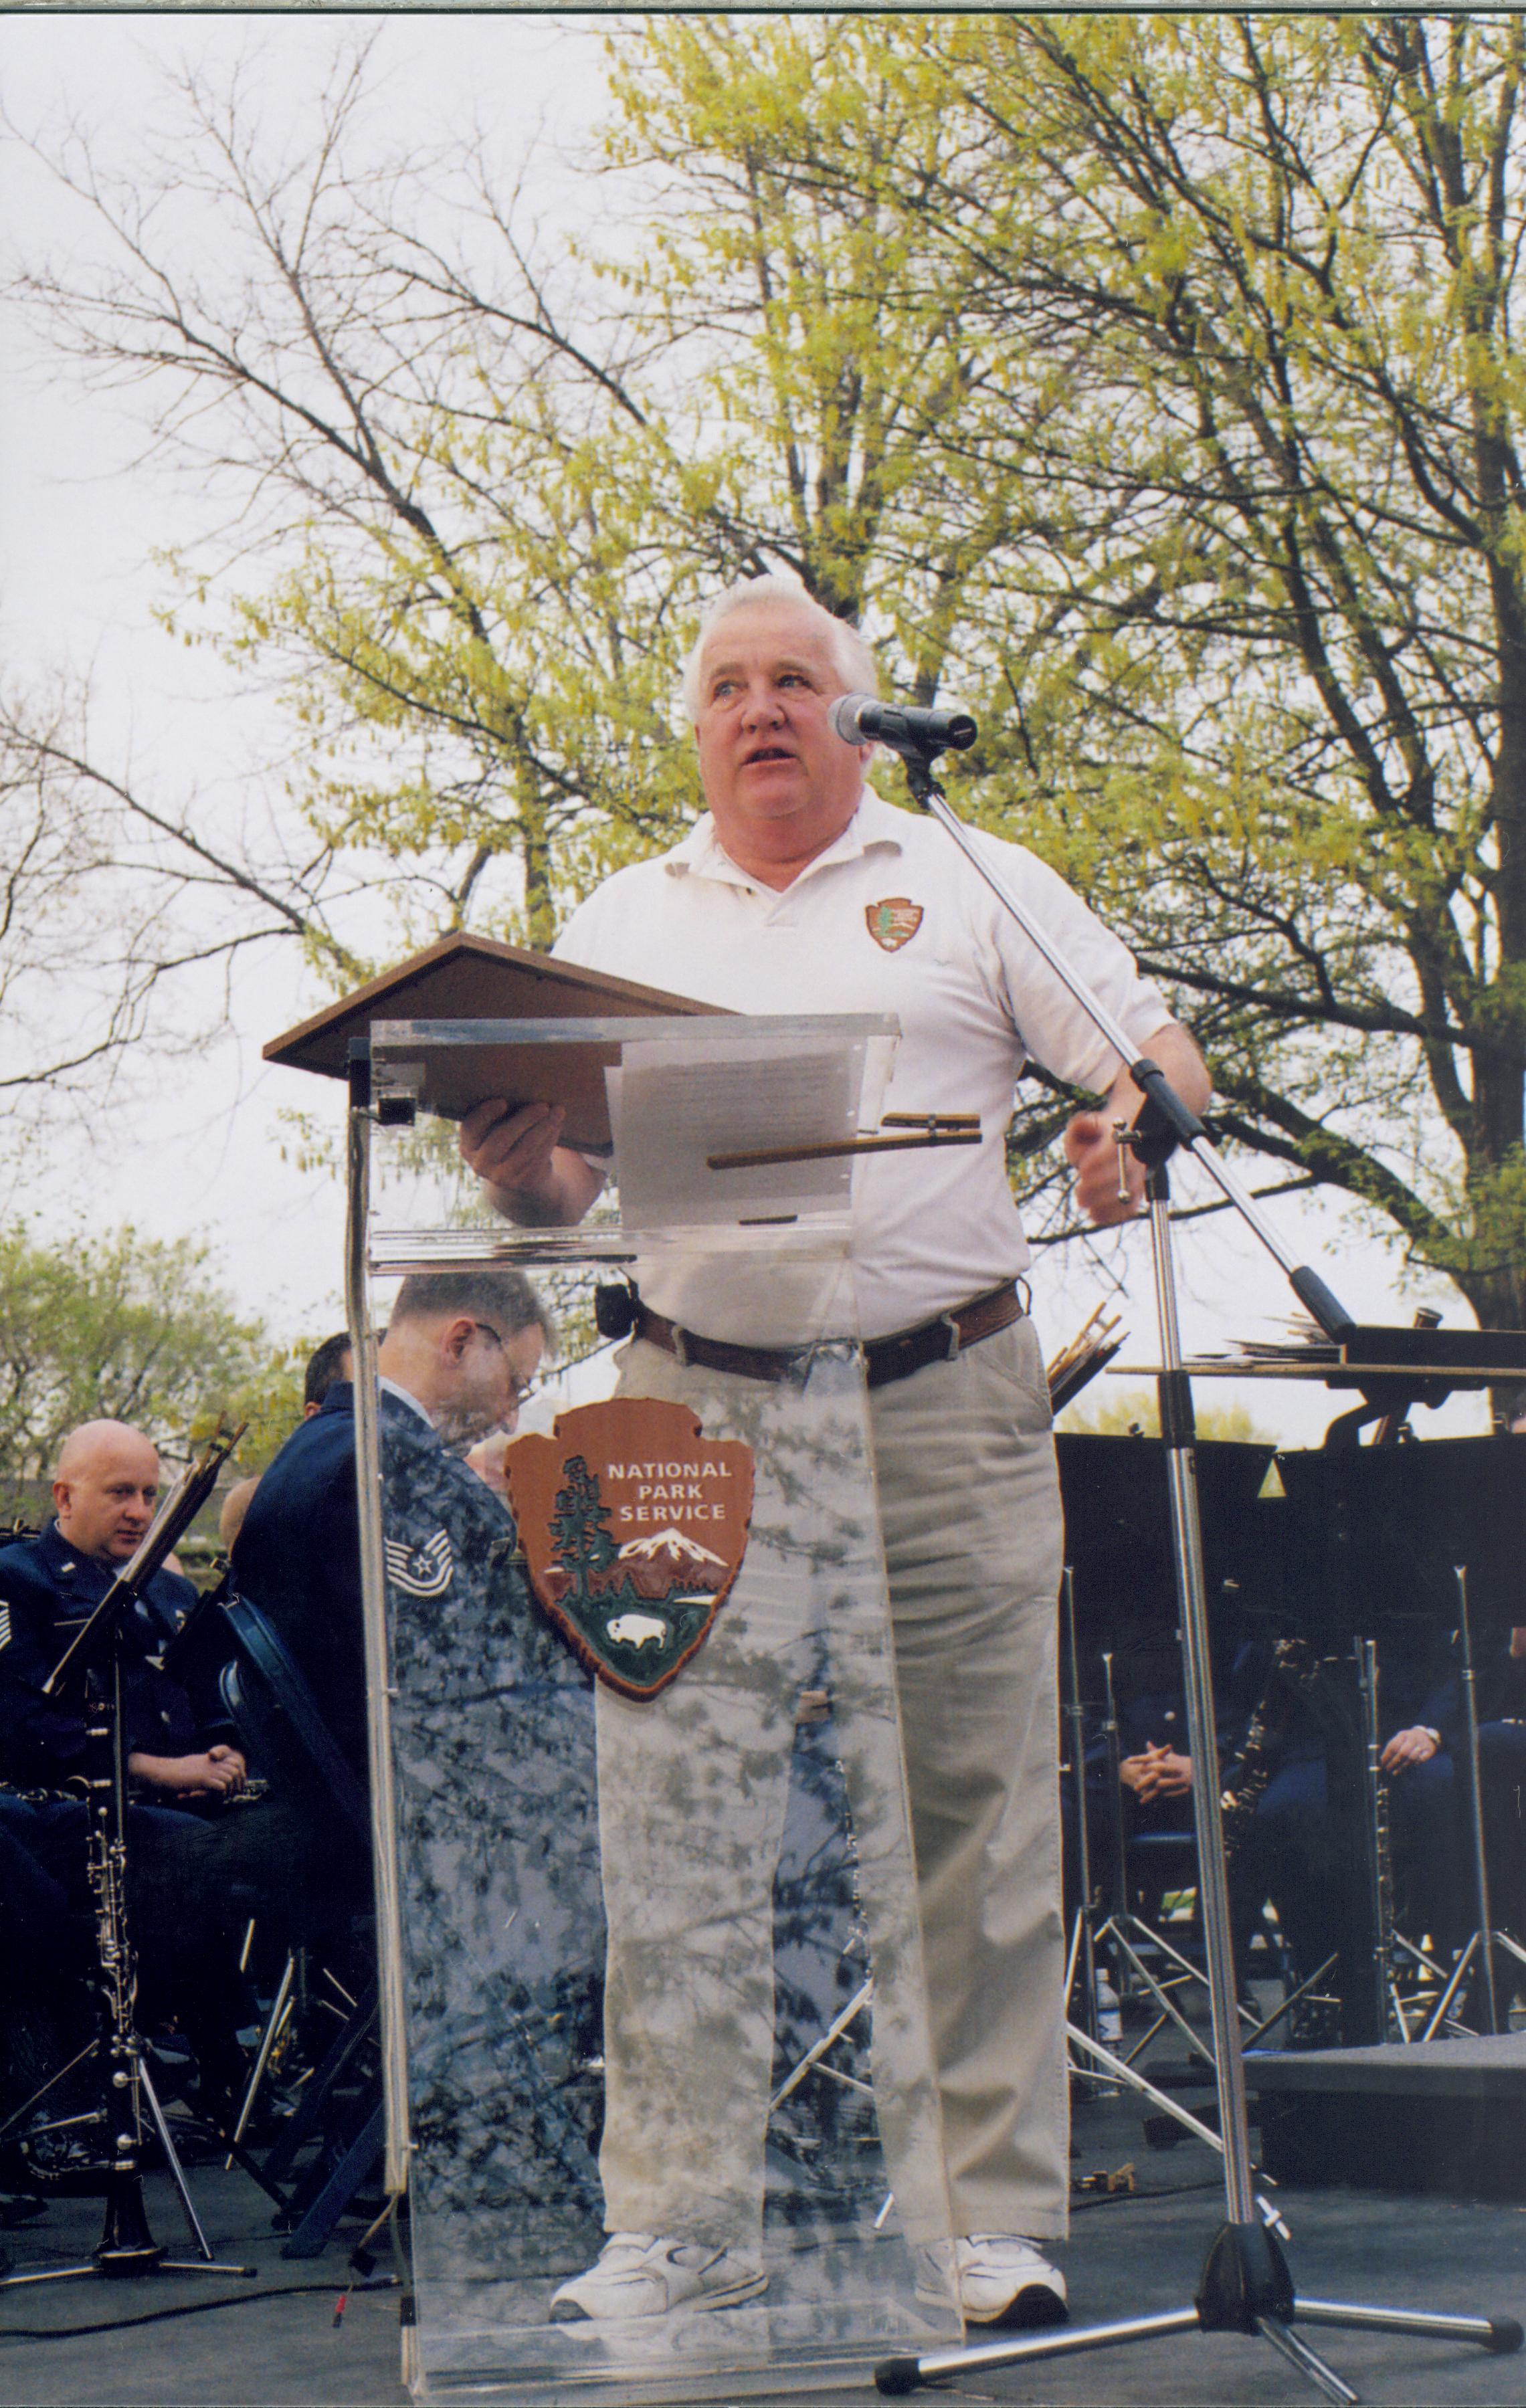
[
  {"xmin": 1059, "ymin": 1570, "xmax": 1103, "ymax": 2058},
  {"xmin": 871, "ymin": 740, "xmax": 1522, "ymax": 2400},
  {"xmin": 0, "ymin": 1431, "xmax": 257, "ymax": 2290}
]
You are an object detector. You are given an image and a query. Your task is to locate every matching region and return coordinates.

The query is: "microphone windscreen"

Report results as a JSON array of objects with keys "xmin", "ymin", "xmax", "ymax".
[{"xmin": 830, "ymin": 694, "xmax": 874, "ymax": 744}]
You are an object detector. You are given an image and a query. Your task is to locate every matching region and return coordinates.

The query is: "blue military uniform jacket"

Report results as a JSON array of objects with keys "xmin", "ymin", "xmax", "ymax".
[
  {"xmin": 0, "ymin": 1522, "xmax": 202, "ymax": 1788},
  {"xmin": 233, "ymin": 1382, "xmax": 369, "ymax": 1781},
  {"xmin": 1224, "ymin": 1631, "xmax": 1460, "ymax": 1767},
  {"xmin": 233, "ymin": 1383, "xmax": 581, "ymax": 1787}
]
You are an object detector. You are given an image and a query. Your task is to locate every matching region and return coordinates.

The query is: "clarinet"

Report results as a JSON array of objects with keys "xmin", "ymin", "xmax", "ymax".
[
  {"xmin": 1219, "ymin": 1638, "xmax": 1318, "ymax": 1860},
  {"xmin": 1355, "ymin": 1638, "xmax": 1400, "ymax": 2037},
  {"xmin": 84, "ymin": 1658, "xmax": 141, "ymax": 2167}
]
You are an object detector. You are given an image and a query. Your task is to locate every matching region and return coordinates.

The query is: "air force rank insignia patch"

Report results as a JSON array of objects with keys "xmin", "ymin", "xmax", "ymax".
[
  {"xmin": 504, "ymin": 1399, "xmax": 753, "ymax": 1700},
  {"xmin": 384, "ymin": 1529, "xmax": 454, "ymax": 1598}
]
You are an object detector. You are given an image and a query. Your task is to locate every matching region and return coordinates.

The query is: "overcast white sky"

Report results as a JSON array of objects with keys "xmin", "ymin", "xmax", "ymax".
[{"xmin": 0, "ymin": 11, "xmax": 1491, "ymax": 1446}]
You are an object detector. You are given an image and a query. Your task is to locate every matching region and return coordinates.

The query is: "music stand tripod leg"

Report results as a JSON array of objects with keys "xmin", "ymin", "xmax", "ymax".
[{"xmin": 873, "ymin": 758, "xmax": 1525, "ymax": 2403}]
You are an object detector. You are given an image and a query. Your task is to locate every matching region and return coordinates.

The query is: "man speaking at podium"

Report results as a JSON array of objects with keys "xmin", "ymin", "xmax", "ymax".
[{"xmin": 461, "ymin": 575, "xmax": 1209, "ymax": 2328}]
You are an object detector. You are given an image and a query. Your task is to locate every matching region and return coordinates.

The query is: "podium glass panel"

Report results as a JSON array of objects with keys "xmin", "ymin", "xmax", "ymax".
[{"xmin": 358, "ymin": 1020, "xmax": 959, "ymax": 2399}]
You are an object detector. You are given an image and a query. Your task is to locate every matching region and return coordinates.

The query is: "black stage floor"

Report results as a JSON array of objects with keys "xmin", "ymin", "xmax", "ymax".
[{"xmin": 3, "ymin": 2078, "xmax": 1525, "ymax": 2408}]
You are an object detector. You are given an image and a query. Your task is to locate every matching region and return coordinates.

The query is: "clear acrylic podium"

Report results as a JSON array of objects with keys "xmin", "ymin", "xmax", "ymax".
[{"xmin": 346, "ymin": 1014, "xmax": 959, "ymax": 2399}]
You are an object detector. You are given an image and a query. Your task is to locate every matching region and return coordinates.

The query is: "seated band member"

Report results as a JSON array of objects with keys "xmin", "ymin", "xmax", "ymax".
[
  {"xmin": 459, "ymin": 573, "xmax": 1211, "ymax": 2328},
  {"xmin": 0, "ymin": 1421, "xmax": 274, "ymax": 2100},
  {"xmin": 1061, "ymin": 1639, "xmax": 1224, "ymax": 1935},
  {"xmin": 1131, "ymin": 1631, "xmax": 1463, "ymax": 2012},
  {"xmin": 304, "ymin": 1330, "xmax": 354, "ymax": 1419},
  {"xmin": 214, "ymin": 1332, "xmax": 361, "ymax": 1555},
  {"xmin": 1465, "ymin": 1391, "xmax": 1526, "ymax": 1949},
  {"xmin": 232, "ymin": 1270, "xmax": 553, "ymax": 1792},
  {"xmin": 0, "ymin": 1421, "xmax": 244, "ymax": 1805}
]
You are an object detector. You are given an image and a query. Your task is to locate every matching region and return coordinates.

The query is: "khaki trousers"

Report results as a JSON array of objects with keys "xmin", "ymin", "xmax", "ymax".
[
  {"xmin": 870, "ymin": 1315, "xmax": 1068, "ymax": 2239},
  {"xmin": 595, "ymin": 1316, "xmax": 1068, "ymax": 2248}
]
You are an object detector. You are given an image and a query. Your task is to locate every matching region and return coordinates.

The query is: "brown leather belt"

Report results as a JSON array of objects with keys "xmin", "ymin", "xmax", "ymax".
[{"xmin": 631, "ymin": 1278, "xmax": 1030, "ymax": 1392}]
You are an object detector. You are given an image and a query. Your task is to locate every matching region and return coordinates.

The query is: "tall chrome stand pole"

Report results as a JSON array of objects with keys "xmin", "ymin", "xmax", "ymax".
[
  {"xmin": 1142, "ymin": 1165, "xmax": 1256, "ymax": 2223},
  {"xmin": 1060, "ymin": 1569, "xmax": 1102, "ymax": 2053},
  {"xmin": 1422, "ymin": 1567, "xmax": 1526, "ymax": 2039},
  {"xmin": 874, "ymin": 757, "xmax": 1524, "ymax": 2401},
  {"xmin": 345, "ymin": 1041, "xmax": 413, "ymax": 2201}
]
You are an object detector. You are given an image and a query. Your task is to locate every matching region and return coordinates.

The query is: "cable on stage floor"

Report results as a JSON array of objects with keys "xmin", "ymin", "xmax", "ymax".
[{"xmin": 0, "ymin": 2273, "xmax": 401, "ymax": 2344}]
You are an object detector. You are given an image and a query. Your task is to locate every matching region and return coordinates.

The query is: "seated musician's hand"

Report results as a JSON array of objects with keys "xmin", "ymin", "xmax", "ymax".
[
  {"xmin": 1146, "ymin": 1748, "xmax": 1194, "ymax": 1798},
  {"xmin": 1380, "ymin": 1726, "xmax": 1438, "ymax": 1773},
  {"xmin": 128, "ymin": 1748, "xmax": 245, "ymax": 1799},
  {"xmin": 459, "ymin": 1098, "xmax": 567, "ymax": 1207},
  {"xmin": 1121, "ymin": 1743, "xmax": 1193, "ymax": 1801},
  {"xmin": 1064, "ymin": 1110, "xmax": 1145, "ymax": 1227}
]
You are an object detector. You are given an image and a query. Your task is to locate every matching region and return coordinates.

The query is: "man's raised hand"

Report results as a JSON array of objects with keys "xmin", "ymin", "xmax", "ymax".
[{"xmin": 1064, "ymin": 1110, "xmax": 1144, "ymax": 1227}]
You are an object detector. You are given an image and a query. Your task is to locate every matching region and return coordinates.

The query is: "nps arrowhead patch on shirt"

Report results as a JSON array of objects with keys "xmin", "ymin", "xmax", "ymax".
[
  {"xmin": 866, "ymin": 897, "xmax": 924, "ymax": 952},
  {"xmin": 503, "ymin": 1399, "xmax": 753, "ymax": 1699}
]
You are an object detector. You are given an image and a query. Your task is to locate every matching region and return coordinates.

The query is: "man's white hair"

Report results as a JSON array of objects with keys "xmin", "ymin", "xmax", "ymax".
[{"xmin": 678, "ymin": 573, "xmax": 880, "ymax": 723}]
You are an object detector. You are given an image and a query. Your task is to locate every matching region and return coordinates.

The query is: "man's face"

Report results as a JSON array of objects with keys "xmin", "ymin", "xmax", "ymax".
[
  {"xmin": 54, "ymin": 1437, "xmax": 161, "ymax": 1563},
  {"xmin": 435, "ymin": 1318, "xmax": 545, "ymax": 1452},
  {"xmin": 692, "ymin": 599, "xmax": 869, "ymax": 861}
]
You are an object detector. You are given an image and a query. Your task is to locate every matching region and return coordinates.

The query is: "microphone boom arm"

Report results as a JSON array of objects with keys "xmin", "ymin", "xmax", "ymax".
[{"xmin": 898, "ymin": 748, "xmax": 1355, "ymax": 1342}]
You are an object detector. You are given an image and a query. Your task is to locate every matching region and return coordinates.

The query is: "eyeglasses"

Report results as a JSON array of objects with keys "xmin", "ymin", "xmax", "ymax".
[{"xmin": 469, "ymin": 1322, "xmax": 537, "ymax": 1405}]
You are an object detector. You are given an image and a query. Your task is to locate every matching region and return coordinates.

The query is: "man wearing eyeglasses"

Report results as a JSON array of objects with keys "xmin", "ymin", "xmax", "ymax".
[{"xmin": 233, "ymin": 1269, "xmax": 559, "ymax": 1792}]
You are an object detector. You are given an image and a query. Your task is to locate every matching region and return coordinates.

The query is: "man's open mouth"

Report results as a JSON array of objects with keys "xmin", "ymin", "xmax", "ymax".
[{"xmin": 743, "ymin": 745, "xmax": 795, "ymax": 765}]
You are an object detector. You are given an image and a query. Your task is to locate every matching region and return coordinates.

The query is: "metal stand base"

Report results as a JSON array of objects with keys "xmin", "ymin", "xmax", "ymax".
[
  {"xmin": 875, "ymin": 2219, "xmax": 1523, "ymax": 2399},
  {"xmin": 0, "ymin": 2060, "xmax": 256, "ymax": 2292},
  {"xmin": 0, "ymin": 2165, "xmax": 256, "ymax": 2289},
  {"xmin": 1420, "ymin": 1927, "xmax": 1526, "ymax": 2041}
]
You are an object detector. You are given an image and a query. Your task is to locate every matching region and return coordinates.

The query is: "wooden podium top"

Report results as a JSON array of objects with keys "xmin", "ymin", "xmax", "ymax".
[
  {"xmin": 262, "ymin": 930, "xmax": 725, "ymax": 1086},
  {"xmin": 263, "ymin": 930, "xmax": 731, "ymax": 1154}
]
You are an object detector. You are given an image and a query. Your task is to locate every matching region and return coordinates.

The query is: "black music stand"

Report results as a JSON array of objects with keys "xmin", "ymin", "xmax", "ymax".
[
  {"xmin": 1266, "ymin": 1437, "xmax": 1526, "ymax": 2043},
  {"xmin": 1415, "ymin": 1568, "xmax": 1526, "ymax": 2039},
  {"xmin": 868, "ymin": 736, "xmax": 1522, "ymax": 2401}
]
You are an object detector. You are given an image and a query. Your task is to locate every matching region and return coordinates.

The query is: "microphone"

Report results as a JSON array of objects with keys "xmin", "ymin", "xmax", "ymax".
[{"xmin": 830, "ymin": 692, "xmax": 978, "ymax": 758}]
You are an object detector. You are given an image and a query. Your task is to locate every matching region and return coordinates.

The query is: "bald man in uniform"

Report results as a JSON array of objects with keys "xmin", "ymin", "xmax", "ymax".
[
  {"xmin": 0, "ymin": 1421, "xmax": 243, "ymax": 1802},
  {"xmin": 0, "ymin": 1421, "xmax": 254, "ymax": 2100}
]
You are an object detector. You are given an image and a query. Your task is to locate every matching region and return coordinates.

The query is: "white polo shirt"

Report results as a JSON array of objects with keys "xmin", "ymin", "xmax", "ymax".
[{"xmin": 553, "ymin": 787, "xmax": 1172, "ymax": 1340}]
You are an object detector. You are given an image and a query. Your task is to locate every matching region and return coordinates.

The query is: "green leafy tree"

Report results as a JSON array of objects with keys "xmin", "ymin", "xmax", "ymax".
[
  {"xmin": 13, "ymin": 19, "xmax": 1526, "ymax": 1323},
  {"xmin": 870, "ymin": 15, "xmax": 1526, "ymax": 1325},
  {"xmin": 0, "ymin": 1221, "xmax": 285, "ymax": 1515}
]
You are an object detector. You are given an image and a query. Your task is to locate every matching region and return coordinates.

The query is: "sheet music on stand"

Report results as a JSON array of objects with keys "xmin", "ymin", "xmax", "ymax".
[{"xmin": 609, "ymin": 1025, "xmax": 892, "ymax": 1227}]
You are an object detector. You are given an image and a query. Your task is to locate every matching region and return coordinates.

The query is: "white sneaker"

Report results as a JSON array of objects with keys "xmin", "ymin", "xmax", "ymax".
[
  {"xmin": 549, "ymin": 2233, "xmax": 767, "ymax": 2322},
  {"xmin": 955, "ymin": 2233, "xmax": 1068, "ymax": 2328}
]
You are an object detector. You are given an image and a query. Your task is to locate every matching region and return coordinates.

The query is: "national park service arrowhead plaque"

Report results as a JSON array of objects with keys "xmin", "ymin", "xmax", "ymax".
[{"xmin": 502, "ymin": 1400, "xmax": 755, "ymax": 1699}]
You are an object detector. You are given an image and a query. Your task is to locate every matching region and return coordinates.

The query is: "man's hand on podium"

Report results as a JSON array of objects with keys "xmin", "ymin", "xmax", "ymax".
[{"xmin": 459, "ymin": 1098, "xmax": 605, "ymax": 1226}]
